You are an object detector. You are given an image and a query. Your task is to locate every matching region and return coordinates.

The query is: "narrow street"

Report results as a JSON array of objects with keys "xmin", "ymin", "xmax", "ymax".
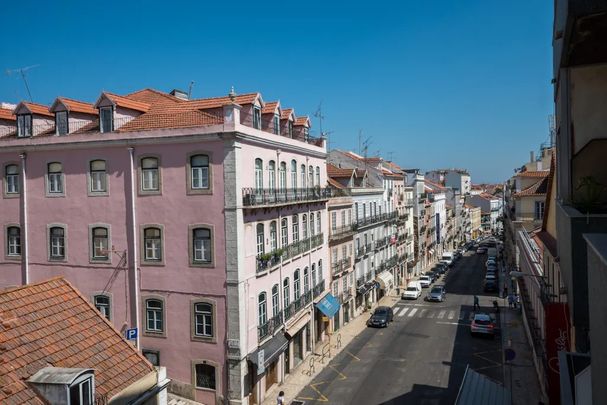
[{"xmin": 296, "ymin": 250, "xmax": 503, "ymax": 405}]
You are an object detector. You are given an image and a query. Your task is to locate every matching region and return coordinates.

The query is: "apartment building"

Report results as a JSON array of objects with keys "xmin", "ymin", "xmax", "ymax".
[
  {"xmin": 425, "ymin": 168, "xmax": 471, "ymax": 195},
  {"xmin": 0, "ymin": 87, "xmax": 329, "ymax": 405},
  {"xmin": 465, "ymin": 192, "xmax": 501, "ymax": 234}
]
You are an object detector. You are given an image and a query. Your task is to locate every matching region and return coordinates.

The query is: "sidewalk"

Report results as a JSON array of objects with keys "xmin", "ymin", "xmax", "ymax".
[
  {"xmin": 498, "ymin": 262, "xmax": 546, "ymax": 404},
  {"xmin": 261, "ymin": 292, "xmax": 400, "ymax": 405}
]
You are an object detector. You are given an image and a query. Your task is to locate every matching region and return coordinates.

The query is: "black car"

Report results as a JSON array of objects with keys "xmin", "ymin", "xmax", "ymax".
[
  {"xmin": 433, "ymin": 264, "xmax": 447, "ymax": 275},
  {"xmin": 484, "ymin": 280, "xmax": 498, "ymax": 292},
  {"xmin": 367, "ymin": 306, "xmax": 394, "ymax": 328}
]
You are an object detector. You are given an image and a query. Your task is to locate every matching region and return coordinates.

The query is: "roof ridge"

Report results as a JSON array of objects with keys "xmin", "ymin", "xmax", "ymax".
[{"xmin": 0, "ymin": 276, "xmax": 65, "ymax": 295}]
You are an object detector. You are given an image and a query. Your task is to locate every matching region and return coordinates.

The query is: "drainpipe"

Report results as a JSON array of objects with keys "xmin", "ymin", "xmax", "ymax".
[
  {"xmin": 20, "ymin": 153, "xmax": 29, "ymax": 285},
  {"xmin": 128, "ymin": 147, "xmax": 141, "ymax": 349}
]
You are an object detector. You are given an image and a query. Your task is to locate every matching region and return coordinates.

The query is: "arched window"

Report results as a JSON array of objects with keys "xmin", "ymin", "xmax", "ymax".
[
  {"xmin": 91, "ymin": 227, "xmax": 109, "ymax": 260},
  {"xmin": 300, "ymin": 164, "xmax": 306, "ymax": 188},
  {"xmin": 49, "ymin": 226, "xmax": 65, "ymax": 260},
  {"xmin": 308, "ymin": 166, "xmax": 314, "ymax": 188},
  {"xmin": 281, "ymin": 218, "xmax": 288, "ymax": 247},
  {"xmin": 310, "ymin": 213, "xmax": 315, "ymax": 236},
  {"xmin": 272, "ymin": 284, "xmax": 280, "ymax": 317},
  {"xmin": 279, "ymin": 162, "xmax": 287, "ymax": 192},
  {"xmin": 311, "ymin": 263, "xmax": 317, "ymax": 287},
  {"xmin": 318, "ymin": 259, "xmax": 323, "ymax": 281},
  {"xmin": 304, "ymin": 267, "xmax": 310, "ymax": 293},
  {"xmin": 317, "ymin": 211, "xmax": 321, "ymax": 234},
  {"xmin": 302, "ymin": 214, "xmax": 308, "ymax": 239},
  {"xmin": 258, "ymin": 292, "xmax": 267, "ymax": 326},
  {"xmin": 89, "ymin": 160, "xmax": 107, "ymax": 193},
  {"xmin": 256, "ymin": 223, "xmax": 265, "ymax": 256},
  {"xmin": 190, "ymin": 154, "xmax": 210, "ymax": 190},
  {"xmin": 268, "ymin": 160, "xmax": 276, "ymax": 192},
  {"xmin": 47, "ymin": 162, "xmax": 64, "ymax": 194},
  {"xmin": 255, "ymin": 158, "xmax": 263, "ymax": 191},
  {"xmin": 269, "ymin": 221, "xmax": 277, "ymax": 252},
  {"xmin": 192, "ymin": 227, "xmax": 212, "ymax": 263},
  {"xmin": 294, "ymin": 269, "xmax": 301, "ymax": 300},
  {"xmin": 7, "ymin": 226, "xmax": 21, "ymax": 256},
  {"xmin": 283, "ymin": 278, "xmax": 290, "ymax": 308},
  {"xmin": 291, "ymin": 160, "xmax": 297, "ymax": 189},
  {"xmin": 292, "ymin": 215, "xmax": 299, "ymax": 242},
  {"xmin": 316, "ymin": 166, "xmax": 320, "ymax": 187}
]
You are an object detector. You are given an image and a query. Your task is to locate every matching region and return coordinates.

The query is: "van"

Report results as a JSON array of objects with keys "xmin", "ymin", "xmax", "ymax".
[
  {"xmin": 402, "ymin": 281, "xmax": 422, "ymax": 300},
  {"xmin": 441, "ymin": 251, "xmax": 454, "ymax": 266}
]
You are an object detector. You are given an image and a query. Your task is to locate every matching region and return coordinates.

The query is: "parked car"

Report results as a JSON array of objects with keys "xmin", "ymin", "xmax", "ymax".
[
  {"xmin": 402, "ymin": 282, "xmax": 422, "ymax": 300},
  {"xmin": 486, "ymin": 269, "xmax": 497, "ymax": 278},
  {"xmin": 425, "ymin": 271, "xmax": 438, "ymax": 283},
  {"xmin": 434, "ymin": 264, "xmax": 447, "ymax": 275},
  {"xmin": 470, "ymin": 313, "xmax": 496, "ymax": 337},
  {"xmin": 484, "ymin": 279, "xmax": 498, "ymax": 292},
  {"xmin": 486, "ymin": 259, "xmax": 497, "ymax": 267},
  {"xmin": 476, "ymin": 247, "xmax": 487, "ymax": 254},
  {"xmin": 419, "ymin": 275, "xmax": 432, "ymax": 288},
  {"xmin": 367, "ymin": 306, "xmax": 394, "ymax": 328},
  {"xmin": 427, "ymin": 286, "xmax": 446, "ymax": 302}
]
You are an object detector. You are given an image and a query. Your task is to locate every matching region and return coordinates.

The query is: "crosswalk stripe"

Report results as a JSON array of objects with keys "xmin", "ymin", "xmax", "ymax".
[
  {"xmin": 398, "ymin": 308, "xmax": 409, "ymax": 317},
  {"xmin": 448, "ymin": 310, "xmax": 455, "ymax": 320},
  {"xmin": 419, "ymin": 309, "xmax": 427, "ymax": 318},
  {"xmin": 408, "ymin": 308, "xmax": 418, "ymax": 317},
  {"xmin": 393, "ymin": 307, "xmax": 401, "ymax": 316},
  {"xmin": 427, "ymin": 311, "xmax": 435, "ymax": 318},
  {"xmin": 437, "ymin": 310, "xmax": 446, "ymax": 319}
]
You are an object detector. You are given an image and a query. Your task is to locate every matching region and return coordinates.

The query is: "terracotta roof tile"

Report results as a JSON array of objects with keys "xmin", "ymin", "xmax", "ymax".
[
  {"xmin": 186, "ymin": 93, "xmax": 259, "ymax": 110},
  {"xmin": 118, "ymin": 110, "xmax": 223, "ymax": 132},
  {"xmin": 294, "ymin": 116, "xmax": 310, "ymax": 126},
  {"xmin": 517, "ymin": 170, "xmax": 549, "ymax": 178},
  {"xmin": 0, "ymin": 278, "xmax": 154, "ymax": 405},
  {"xmin": 514, "ymin": 177, "xmax": 549, "ymax": 197},
  {"xmin": 327, "ymin": 164, "xmax": 354, "ymax": 178},
  {"xmin": 56, "ymin": 97, "xmax": 98, "ymax": 115},
  {"xmin": 281, "ymin": 108, "xmax": 294, "ymax": 120},
  {"xmin": 22, "ymin": 102, "xmax": 54, "ymax": 117},
  {"xmin": 328, "ymin": 177, "xmax": 345, "ymax": 189},
  {"xmin": 0, "ymin": 107, "xmax": 15, "ymax": 121},
  {"xmin": 262, "ymin": 101, "xmax": 280, "ymax": 114},
  {"xmin": 126, "ymin": 88, "xmax": 185, "ymax": 105},
  {"xmin": 104, "ymin": 93, "xmax": 151, "ymax": 112}
]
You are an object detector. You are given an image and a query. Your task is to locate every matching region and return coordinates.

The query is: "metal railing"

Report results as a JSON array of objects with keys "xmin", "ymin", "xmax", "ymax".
[
  {"xmin": 354, "ymin": 212, "xmax": 398, "ymax": 228},
  {"xmin": 242, "ymin": 187, "xmax": 332, "ymax": 206},
  {"xmin": 329, "ymin": 224, "xmax": 355, "ymax": 240},
  {"xmin": 331, "ymin": 257, "xmax": 352, "ymax": 276},
  {"xmin": 256, "ymin": 233, "xmax": 324, "ymax": 273},
  {"xmin": 312, "ymin": 279, "xmax": 326, "ymax": 298},
  {"xmin": 284, "ymin": 290, "xmax": 313, "ymax": 321},
  {"xmin": 258, "ymin": 311, "xmax": 284, "ymax": 340}
]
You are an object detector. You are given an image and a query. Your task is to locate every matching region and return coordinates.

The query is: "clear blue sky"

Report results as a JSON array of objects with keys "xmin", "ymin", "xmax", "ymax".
[{"xmin": 0, "ymin": 1, "xmax": 553, "ymax": 183}]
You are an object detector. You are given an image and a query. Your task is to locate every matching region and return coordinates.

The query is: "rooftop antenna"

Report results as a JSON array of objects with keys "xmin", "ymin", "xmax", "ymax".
[
  {"xmin": 188, "ymin": 81, "xmax": 195, "ymax": 99},
  {"xmin": 313, "ymin": 101, "xmax": 324, "ymax": 136},
  {"xmin": 387, "ymin": 151, "xmax": 394, "ymax": 162},
  {"xmin": 548, "ymin": 114, "xmax": 555, "ymax": 147},
  {"xmin": 6, "ymin": 64, "xmax": 39, "ymax": 102}
]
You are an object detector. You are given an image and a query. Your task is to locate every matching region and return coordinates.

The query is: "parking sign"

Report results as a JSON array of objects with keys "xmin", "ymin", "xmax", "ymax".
[{"xmin": 125, "ymin": 328, "xmax": 138, "ymax": 341}]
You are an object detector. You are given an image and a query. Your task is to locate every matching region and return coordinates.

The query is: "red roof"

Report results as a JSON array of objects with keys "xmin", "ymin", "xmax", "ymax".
[
  {"xmin": 0, "ymin": 278, "xmax": 154, "ymax": 404},
  {"xmin": 281, "ymin": 108, "xmax": 294, "ymax": 120},
  {"xmin": 517, "ymin": 170, "xmax": 549, "ymax": 178},
  {"xmin": 56, "ymin": 97, "xmax": 98, "ymax": 115},
  {"xmin": 425, "ymin": 179, "xmax": 446, "ymax": 190},
  {"xmin": 294, "ymin": 116, "xmax": 310, "ymax": 127},
  {"xmin": 328, "ymin": 177, "xmax": 345, "ymax": 189},
  {"xmin": 185, "ymin": 92, "xmax": 260, "ymax": 110},
  {"xmin": 104, "ymin": 93, "xmax": 151, "ymax": 112},
  {"xmin": 262, "ymin": 101, "xmax": 280, "ymax": 114},
  {"xmin": 22, "ymin": 102, "xmax": 54, "ymax": 117},
  {"xmin": 126, "ymin": 88, "xmax": 185, "ymax": 105},
  {"xmin": 514, "ymin": 177, "xmax": 549, "ymax": 197},
  {"xmin": 327, "ymin": 164, "xmax": 354, "ymax": 178},
  {"xmin": 0, "ymin": 107, "xmax": 15, "ymax": 121}
]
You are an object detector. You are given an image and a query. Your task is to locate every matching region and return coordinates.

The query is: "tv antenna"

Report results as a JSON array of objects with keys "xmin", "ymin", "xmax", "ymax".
[
  {"xmin": 188, "ymin": 81, "xmax": 195, "ymax": 99},
  {"xmin": 313, "ymin": 101, "xmax": 325, "ymax": 136},
  {"xmin": 6, "ymin": 64, "xmax": 39, "ymax": 102}
]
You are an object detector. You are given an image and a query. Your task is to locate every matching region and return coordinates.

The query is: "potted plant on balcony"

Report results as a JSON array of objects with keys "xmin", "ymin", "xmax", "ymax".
[
  {"xmin": 273, "ymin": 248, "xmax": 284, "ymax": 261},
  {"xmin": 259, "ymin": 253, "xmax": 273, "ymax": 268}
]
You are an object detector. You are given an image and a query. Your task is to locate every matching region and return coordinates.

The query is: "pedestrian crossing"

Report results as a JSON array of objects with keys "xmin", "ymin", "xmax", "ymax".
[{"xmin": 392, "ymin": 305, "xmax": 476, "ymax": 322}]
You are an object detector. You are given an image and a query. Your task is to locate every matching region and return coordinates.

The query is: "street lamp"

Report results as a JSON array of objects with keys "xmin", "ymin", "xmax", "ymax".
[{"xmin": 509, "ymin": 271, "xmax": 552, "ymax": 303}]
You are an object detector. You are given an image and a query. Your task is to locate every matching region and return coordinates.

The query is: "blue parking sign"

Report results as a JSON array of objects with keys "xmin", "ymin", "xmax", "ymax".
[{"xmin": 126, "ymin": 328, "xmax": 138, "ymax": 340}]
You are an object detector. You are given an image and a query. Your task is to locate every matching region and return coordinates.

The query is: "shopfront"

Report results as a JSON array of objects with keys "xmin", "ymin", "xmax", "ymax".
[
  {"xmin": 248, "ymin": 333, "xmax": 289, "ymax": 404},
  {"xmin": 285, "ymin": 314, "xmax": 311, "ymax": 370},
  {"xmin": 375, "ymin": 271, "xmax": 394, "ymax": 299}
]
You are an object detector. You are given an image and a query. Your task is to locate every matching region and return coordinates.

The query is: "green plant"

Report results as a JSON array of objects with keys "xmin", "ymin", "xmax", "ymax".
[
  {"xmin": 573, "ymin": 176, "xmax": 607, "ymax": 213},
  {"xmin": 259, "ymin": 253, "xmax": 272, "ymax": 262},
  {"xmin": 273, "ymin": 248, "xmax": 284, "ymax": 258}
]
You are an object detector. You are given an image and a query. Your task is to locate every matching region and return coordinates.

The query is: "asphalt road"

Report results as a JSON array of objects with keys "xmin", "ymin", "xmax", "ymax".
[{"xmin": 295, "ymin": 250, "xmax": 503, "ymax": 405}]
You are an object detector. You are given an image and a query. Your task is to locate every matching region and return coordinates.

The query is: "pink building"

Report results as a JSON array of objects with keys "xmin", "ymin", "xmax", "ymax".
[{"xmin": 0, "ymin": 88, "xmax": 330, "ymax": 405}]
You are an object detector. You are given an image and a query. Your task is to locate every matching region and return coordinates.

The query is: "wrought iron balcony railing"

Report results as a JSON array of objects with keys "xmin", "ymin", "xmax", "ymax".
[
  {"xmin": 258, "ymin": 311, "xmax": 284, "ymax": 340},
  {"xmin": 256, "ymin": 233, "xmax": 324, "ymax": 273},
  {"xmin": 242, "ymin": 187, "xmax": 332, "ymax": 207},
  {"xmin": 312, "ymin": 279, "xmax": 326, "ymax": 298}
]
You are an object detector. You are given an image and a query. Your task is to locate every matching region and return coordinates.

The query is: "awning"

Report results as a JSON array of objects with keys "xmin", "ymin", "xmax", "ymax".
[
  {"xmin": 375, "ymin": 271, "xmax": 394, "ymax": 290},
  {"xmin": 429, "ymin": 249, "xmax": 435, "ymax": 255},
  {"xmin": 248, "ymin": 333, "xmax": 288, "ymax": 370},
  {"xmin": 455, "ymin": 366, "xmax": 511, "ymax": 405},
  {"xmin": 285, "ymin": 314, "xmax": 310, "ymax": 338},
  {"xmin": 357, "ymin": 281, "xmax": 379, "ymax": 296},
  {"xmin": 315, "ymin": 293, "xmax": 340, "ymax": 318}
]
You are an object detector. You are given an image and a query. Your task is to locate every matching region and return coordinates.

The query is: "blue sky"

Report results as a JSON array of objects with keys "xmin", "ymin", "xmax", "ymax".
[{"xmin": 0, "ymin": 1, "xmax": 553, "ymax": 183}]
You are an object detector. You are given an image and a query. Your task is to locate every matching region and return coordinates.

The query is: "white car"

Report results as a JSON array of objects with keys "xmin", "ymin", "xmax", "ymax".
[
  {"xmin": 402, "ymin": 285, "xmax": 422, "ymax": 300},
  {"xmin": 418, "ymin": 276, "xmax": 431, "ymax": 288}
]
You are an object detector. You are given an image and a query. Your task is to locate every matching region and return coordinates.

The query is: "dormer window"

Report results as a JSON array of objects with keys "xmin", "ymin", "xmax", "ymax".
[
  {"xmin": 288, "ymin": 121, "xmax": 293, "ymax": 138},
  {"xmin": 99, "ymin": 106, "xmax": 113, "ymax": 133},
  {"xmin": 69, "ymin": 376, "xmax": 93, "ymax": 405},
  {"xmin": 273, "ymin": 113, "xmax": 280, "ymax": 135},
  {"xmin": 17, "ymin": 114, "xmax": 32, "ymax": 137},
  {"xmin": 253, "ymin": 106, "xmax": 261, "ymax": 129},
  {"xmin": 56, "ymin": 111, "xmax": 69, "ymax": 135},
  {"xmin": 304, "ymin": 127, "xmax": 309, "ymax": 139},
  {"xmin": 28, "ymin": 367, "xmax": 95, "ymax": 405}
]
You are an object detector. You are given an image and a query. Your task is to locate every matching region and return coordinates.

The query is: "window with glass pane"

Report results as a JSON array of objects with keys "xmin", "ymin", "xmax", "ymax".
[
  {"xmin": 47, "ymin": 162, "xmax": 63, "ymax": 193},
  {"xmin": 193, "ymin": 228, "xmax": 212, "ymax": 263},
  {"xmin": 272, "ymin": 284, "xmax": 279, "ymax": 316},
  {"xmin": 341, "ymin": 211, "xmax": 346, "ymax": 227},
  {"xmin": 311, "ymin": 264, "xmax": 317, "ymax": 286},
  {"xmin": 94, "ymin": 295, "xmax": 110, "ymax": 320},
  {"xmin": 316, "ymin": 167, "xmax": 320, "ymax": 186},
  {"xmin": 279, "ymin": 162, "xmax": 286, "ymax": 192},
  {"xmin": 288, "ymin": 121, "xmax": 293, "ymax": 138},
  {"xmin": 191, "ymin": 155, "xmax": 209, "ymax": 189},
  {"xmin": 331, "ymin": 212, "xmax": 337, "ymax": 231},
  {"xmin": 194, "ymin": 302, "xmax": 213, "ymax": 337},
  {"xmin": 5, "ymin": 164, "xmax": 19, "ymax": 194},
  {"xmin": 195, "ymin": 364, "xmax": 216, "ymax": 390},
  {"xmin": 310, "ymin": 213, "xmax": 315, "ymax": 236},
  {"xmin": 290, "ymin": 160, "xmax": 297, "ymax": 189},
  {"xmin": 144, "ymin": 227, "xmax": 162, "ymax": 261},
  {"xmin": 333, "ymin": 281, "xmax": 338, "ymax": 296},
  {"xmin": 304, "ymin": 267, "xmax": 310, "ymax": 293},
  {"xmin": 146, "ymin": 299, "xmax": 163, "ymax": 332},
  {"xmin": 255, "ymin": 159, "xmax": 263, "ymax": 191},
  {"xmin": 294, "ymin": 270, "xmax": 300, "ymax": 299},
  {"xmin": 253, "ymin": 106, "xmax": 261, "ymax": 129},
  {"xmin": 49, "ymin": 227, "xmax": 65, "ymax": 259},
  {"xmin": 283, "ymin": 278, "xmax": 290, "ymax": 308},
  {"xmin": 269, "ymin": 221, "xmax": 277, "ymax": 251},
  {"xmin": 332, "ymin": 248, "xmax": 338, "ymax": 264},
  {"xmin": 342, "ymin": 245, "xmax": 347, "ymax": 260},
  {"xmin": 100, "ymin": 107, "xmax": 113, "ymax": 133},
  {"xmin": 70, "ymin": 378, "xmax": 93, "ymax": 405},
  {"xmin": 258, "ymin": 293, "xmax": 267, "ymax": 326},
  {"xmin": 300, "ymin": 164, "xmax": 306, "ymax": 188},
  {"xmin": 308, "ymin": 166, "xmax": 314, "ymax": 187},
  {"xmin": 292, "ymin": 215, "xmax": 299, "ymax": 242},
  {"xmin": 92, "ymin": 227, "xmax": 109, "ymax": 259},
  {"xmin": 142, "ymin": 350, "xmax": 160, "ymax": 366},
  {"xmin": 7, "ymin": 227, "xmax": 20, "ymax": 256},
  {"xmin": 141, "ymin": 158, "xmax": 159, "ymax": 191},
  {"xmin": 281, "ymin": 218, "xmax": 288, "ymax": 247},
  {"xmin": 268, "ymin": 161, "xmax": 276, "ymax": 191},
  {"xmin": 256, "ymin": 224, "xmax": 265, "ymax": 256},
  {"xmin": 17, "ymin": 114, "xmax": 32, "ymax": 137},
  {"xmin": 318, "ymin": 260, "xmax": 323, "ymax": 280},
  {"xmin": 273, "ymin": 114, "xmax": 280, "ymax": 135},
  {"xmin": 317, "ymin": 212, "xmax": 321, "ymax": 234},
  {"xmin": 56, "ymin": 111, "xmax": 69, "ymax": 135},
  {"xmin": 302, "ymin": 214, "xmax": 308, "ymax": 239},
  {"xmin": 89, "ymin": 160, "xmax": 107, "ymax": 193}
]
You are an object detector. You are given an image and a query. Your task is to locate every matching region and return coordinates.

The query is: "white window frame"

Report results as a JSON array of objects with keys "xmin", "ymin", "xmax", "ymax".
[
  {"xmin": 5, "ymin": 164, "xmax": 19, "ymax": 195},
  {"xmin": 7, "ymin": 226, "xmax": 20, "ymax": 256},
  {"xmin": 194, "ymin": 302, "xmax": 214, "ymax": 337},
  {"xmin": 144, "ymin": 227, "xmax": 162, "ymax": 261},
  {"xmin": 94, "ymin": 294, "xmax": 111, "ymax": 320},
  {"xmin": 193, "ymin": 227, "xmax": 212, "ymax": 263},
  {"xmin": 258, "ymin": 292, "xmax": 267, "ymax": 326},
  {"xmin": 47, "ymin": 162, "xmax": 64, "ymax": 194},
  {"xmin": 17, "ymin": 114, "xmax": 32, "ymax": 137},
  {"xmin": 141, "ymin": 157, "xmax": 160, "ymax": 192},
  {"xmin": 146, "ymin": 299, "xmax": 164, "ymax": 332},
  {"xmin": 191, "ymin": 154, "xmax": 210, "ymax": 190},
  {"xmin": 99, "ymin": 106, "xmax": 113, "ymax": 133},
  {"xmin": 89, "ymin": 160, "xmax": 107, "ymax": 193}
]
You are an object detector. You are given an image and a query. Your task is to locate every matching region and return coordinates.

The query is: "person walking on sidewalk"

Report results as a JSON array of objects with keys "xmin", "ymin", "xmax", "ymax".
[
  {"xmin": 277, "ymin": 391, "xmax": 285, "ymax": 405},
  {"xmin": 508, "ymin": 294, "xmax": 514, "ymax": 308},
  {"xmin": 473, "ymin": 295, "xmax": 480, "ymax": 311}
]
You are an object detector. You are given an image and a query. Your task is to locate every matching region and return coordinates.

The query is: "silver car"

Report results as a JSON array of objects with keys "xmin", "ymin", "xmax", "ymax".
[{"xmin": 426, "ymin": 286, "xmax": 446, "ymax": 302}]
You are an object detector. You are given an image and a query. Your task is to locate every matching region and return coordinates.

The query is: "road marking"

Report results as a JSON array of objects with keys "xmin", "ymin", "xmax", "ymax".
[
  {"xmin": 419, "ymin": 309, "xmax": 427, "ymax": 318},
  {"xmin": 436, "ymin": 321, "xmax": 467, "ymax": 326},
  {"xmin": 308, "ymin": 382, "xmax": 329, "ymax": 402},
  {"xmin": 393, "ymin": 307, "xmax": 401, "ymax": 316},
  {"xmin": 344, "ymin": 351, "xmax": 360, "ymax": 361},
  {"xmin": 437, "ymin": 310, "xmax": 446, "ymax": 319},
  {"xmin": 398, "ymin": 308, "xmax": 409, "ymax": 317},
  {"xmin": 427, "ymin": 311, "xmax": 435, "ymax": 318},
  {"xmin": 328, "ymin": 365, "xmax": 347, "ymax": 380},
  {"xmin": 408, "ymin": 308, "xmax": 418, "ymax": 317},
  {"xmin": 448, "ymin": 310, "xmax": 455, "ymax": 320}
]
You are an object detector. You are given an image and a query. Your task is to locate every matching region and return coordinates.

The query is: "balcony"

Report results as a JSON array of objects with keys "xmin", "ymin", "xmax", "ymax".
[
  {"xmin": 256, "ymin": 233, "xmax": 324, "ymax": 273},
  {"xmin": 374, "ymin": 236, "xmax": 389, "ymax": 250},
  {"xmin": 329, "ymin": 224, "xmax": 355, "ymax": 241},
  {"xmin": 331, "ymin": 257, "xmax": 352, "ymax": 277},
  {"xmin": 355, "ymin": 212, "xmax": 398, "ymax": 229},
  {"xmin": 312, "ymin": 279, "xmax": 326, "ymax": 299},
  {"xmin": 258, "ymin": 311, "xmax": 284, "ymax": 340},
  {"xmin": 242, "ymin": 187, "xmax": 332, "ymax": 207},
  {"xmin": 284, "ymin": 290, "xmax": 313, "ymax": 322}
]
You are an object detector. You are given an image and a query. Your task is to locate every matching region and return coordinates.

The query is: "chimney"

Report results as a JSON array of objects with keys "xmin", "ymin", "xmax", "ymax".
[
  {"xmin": 530, "ymin": 151, "xmax": 535, "ymax": 163},
  {"xmin": 169, "ymin": 89, "xmax": 189, "ymax": 100}
]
